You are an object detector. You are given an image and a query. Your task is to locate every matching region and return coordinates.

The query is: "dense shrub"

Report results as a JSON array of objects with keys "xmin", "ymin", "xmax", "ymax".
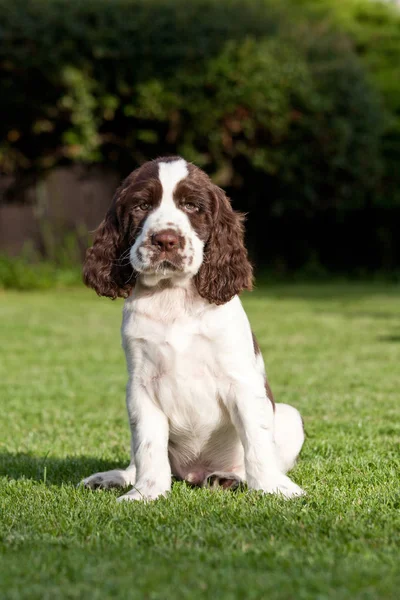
[
  {"xmin": 0, "ymin": 0, "xmax": 284, "ymax": 171},
  {"xmin": 0, "ymin": 254, "xmax": 81, "ymax": 290},
  {"xmin": 296, "ymin": 0, "xmax": 400, "ymax": 208},
  {"xmin": 0, "ymin": 0, "xmax": 397, "ymax": 271}
]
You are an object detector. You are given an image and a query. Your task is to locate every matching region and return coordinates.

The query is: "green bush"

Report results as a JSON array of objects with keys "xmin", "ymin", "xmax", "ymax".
[
  {"xmin": 0, "ymin": 254, "xmax": 81, "ymax": 291},
  {"xmin": 0, "ymin": 0, "xmax": 396, "ymax": 272},
  {"xmin": 296, "ymin": 0, "xmax": 400, "ymax": 207},
  {"xmin": 0, "ymin": 0, "xmax": 284, "ymax": 171},
  {"xmin": 0, "ymin": 1, "xmax": 382, "ymax": 195}
]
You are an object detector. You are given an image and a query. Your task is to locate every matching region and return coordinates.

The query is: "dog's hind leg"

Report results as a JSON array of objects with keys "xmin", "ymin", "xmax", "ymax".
[
  {"xmin": 204, "ymin": 472, "xmax": 244, "ymax": 491},
  {"xmin": 273, "ymin": 403, "xmax": 305, "ymax": 474}
]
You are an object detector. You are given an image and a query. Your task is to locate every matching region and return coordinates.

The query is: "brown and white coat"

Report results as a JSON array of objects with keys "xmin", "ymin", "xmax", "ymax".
[{"xmin": 82, "ymin": 157, "xmax": 305, "ymax": 500}]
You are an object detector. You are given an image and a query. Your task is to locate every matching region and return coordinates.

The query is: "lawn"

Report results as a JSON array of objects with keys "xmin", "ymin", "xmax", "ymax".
[{"xmin": 0, "ymin": 283, "xmax": 399, "ymax": 599}]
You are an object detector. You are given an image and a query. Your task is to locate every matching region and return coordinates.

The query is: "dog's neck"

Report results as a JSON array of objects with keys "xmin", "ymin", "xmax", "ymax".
[{"xmin": 125, "ymin": 276, "xmax": 212, "ymax": 323}]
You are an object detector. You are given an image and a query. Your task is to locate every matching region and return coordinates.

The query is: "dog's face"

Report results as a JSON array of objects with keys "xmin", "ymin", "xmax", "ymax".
[
  {"xmin": 83, "ymin": 156, "xmax": 253, "ymax": 305},
  {"xmin": 129, "ymin": 159, "xmax": 209, "ymax": 285}
]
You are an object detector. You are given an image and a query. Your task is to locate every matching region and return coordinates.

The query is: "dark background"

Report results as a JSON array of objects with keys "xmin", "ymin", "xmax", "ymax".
[{"xmin": 1, "ymin": 0, "xmax": 400, "ymax": 283}]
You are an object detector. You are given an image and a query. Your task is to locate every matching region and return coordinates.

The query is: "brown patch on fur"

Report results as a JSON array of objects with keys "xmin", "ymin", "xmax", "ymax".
[
  {"xmin": 173, "ymin": 167, "xmax": 212, "ymax": 243},
  {"xmin": 252, "ymin": 331, "xmax": 261, "ymax": 355},
  {"xmin": 83, "ymin": 203, "xmax": 136, "ymax": 299},
  {"xmin": 264, "ymin": 378, "xmax": 276, "ymax": 411},
  {"xmin": 83, "ymin": 158, "xmax": 169, "ymax": 298},
  {"xmin": 179, "ymin": 164, "xmax": 253, "ymax": 305}
]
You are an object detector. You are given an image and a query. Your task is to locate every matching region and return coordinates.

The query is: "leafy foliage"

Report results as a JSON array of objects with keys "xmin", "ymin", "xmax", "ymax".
[
  {"xmin": 0, "ymin": 254, "xmax": 81, "ymax": 290},
  {"xmin": 0, "ymin": 1, "xmax": 382, "ymax": 189},
  {"xmin": 296, "ymin": 0, "xmax": 400, "ymax": 207},
  {"xmin": 0, "ymin": 0, "xmax": 397, "ymax": 270}
]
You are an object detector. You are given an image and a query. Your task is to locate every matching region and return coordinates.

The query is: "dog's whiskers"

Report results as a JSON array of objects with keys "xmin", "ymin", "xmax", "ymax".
[
  {"xmin": 124, "ymin": 269, "xmax": 136, "ymax": 285},
  {"xmin": 111, "ymin": 248, "xmax": 132, "ymax": 266}
]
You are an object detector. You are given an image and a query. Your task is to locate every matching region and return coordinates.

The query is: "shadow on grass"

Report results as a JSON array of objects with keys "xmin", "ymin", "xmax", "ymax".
[
  {"xmin": 377, "ymin": 334, "xmax": 400, "ymax": 343},
  {"xmin": 311, "ymin": 309, "xmax": 398, "ymax": 320},
  {"xmin": 0, "ymin": 452, "xmax": 123, "ymax": 486},
  {"xmin": 248, "ymin": 281, "xmax": 400, "ymax": 302}
]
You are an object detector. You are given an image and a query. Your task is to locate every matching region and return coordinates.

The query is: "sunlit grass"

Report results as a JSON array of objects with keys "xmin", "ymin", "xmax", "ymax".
[{"xmin": 1, "ymin": 284, "xmax": 399, "ymax": 599}]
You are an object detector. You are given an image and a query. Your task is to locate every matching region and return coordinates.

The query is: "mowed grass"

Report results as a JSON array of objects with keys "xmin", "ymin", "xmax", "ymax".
[{"xmin": 0, "ymin": 283, "xmax": 399, "ymax": 600}]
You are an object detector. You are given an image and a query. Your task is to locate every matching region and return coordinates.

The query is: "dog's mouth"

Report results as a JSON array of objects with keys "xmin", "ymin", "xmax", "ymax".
[
  {"xmin": 142, "ymin": 258, "xmax": 183, "ymax": 274},
  {"xmin": 156, "ymin": 259, "xmax": 180, "ymax": 272}
]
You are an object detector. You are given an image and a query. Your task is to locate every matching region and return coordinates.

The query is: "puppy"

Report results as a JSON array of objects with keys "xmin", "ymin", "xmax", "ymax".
[{"xmin": 82, "ymin": 156, "xmax": 305, "ymax": 501}]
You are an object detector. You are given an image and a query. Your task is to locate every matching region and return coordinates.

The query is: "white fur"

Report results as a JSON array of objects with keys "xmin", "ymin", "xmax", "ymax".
[
  {"xmin": 83, "ymin": 284, "xmax": 305, "ymax": 500},
  {"xmin": 274, "ymin": 404, "xmax": 305, "ymax": 473},
  {"xmin": 82, "ymin": 159, "xmax": 305, "ymax": 500}
]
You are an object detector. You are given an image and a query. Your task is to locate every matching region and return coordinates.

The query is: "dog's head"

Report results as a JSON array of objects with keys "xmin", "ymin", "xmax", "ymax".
[{"xmin": 83, "ymin": 156, "xmax": 253, "ymax": 305}]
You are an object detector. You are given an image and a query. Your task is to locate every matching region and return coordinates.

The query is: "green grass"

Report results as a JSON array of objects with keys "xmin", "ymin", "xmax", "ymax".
[{"xmin": 1, "ymin": 283, "xmax": 399, "ymax": 599}]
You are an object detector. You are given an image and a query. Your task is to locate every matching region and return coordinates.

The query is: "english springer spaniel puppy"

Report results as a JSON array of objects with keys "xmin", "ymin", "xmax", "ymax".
[{"xmin": 82, "ymin": 156, "xmax": 305, "ymax": 501}]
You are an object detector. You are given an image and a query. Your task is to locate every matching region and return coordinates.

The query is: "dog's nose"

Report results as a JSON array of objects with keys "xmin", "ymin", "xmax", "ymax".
[{"xmin": 151, "ymin": 231, "xmax": 180, "ymax": 252}]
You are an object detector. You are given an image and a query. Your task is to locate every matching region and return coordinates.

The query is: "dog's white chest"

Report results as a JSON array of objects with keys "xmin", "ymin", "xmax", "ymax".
[
  {"xmin": 123, "ymin": 297, "xmax": 225, "ymax": 431},
  {"xmin": 160, "ymin": 320, "xmax": 201, "ymax": 353},
  {"xmin": 147, "ymin": 324, "xmax": 218, "ymax": 410}
]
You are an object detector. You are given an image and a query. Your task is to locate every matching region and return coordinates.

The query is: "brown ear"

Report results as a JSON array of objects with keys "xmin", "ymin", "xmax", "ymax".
[
  {"xmin": 83, "ymin": 205, "xmax": 135, "ymax": 299},
  {"xmin": 195, "ymin": 186, "xmax": 253, "ymax": 305}
]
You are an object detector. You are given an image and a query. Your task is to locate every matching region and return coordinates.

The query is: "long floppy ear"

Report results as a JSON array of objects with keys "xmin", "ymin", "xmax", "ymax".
[
  {"xmin": 195, "ymin": 185, "xmax": 253, "ymax": 305},
  {"xmin": 83, "ymin": 205, "xmax": 135, "ymax": 299}
]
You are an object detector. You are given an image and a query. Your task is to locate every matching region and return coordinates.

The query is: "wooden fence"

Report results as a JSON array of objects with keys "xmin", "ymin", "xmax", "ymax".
[{"xmin": 0, "ymin": 166, "xmax": 119, "ymax": 258}]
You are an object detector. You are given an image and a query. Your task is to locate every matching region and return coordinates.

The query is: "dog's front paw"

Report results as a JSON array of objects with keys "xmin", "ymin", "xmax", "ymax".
[
  {"xmin": 252, "ymin": 473, "xmax": 305, "ymax": 499},
  {"xmin": 117, "ymin": 481, "xmax": 169, "ymax": 502},
  {"xmin": 81, "ymin": 469, "xmax": 135, "ymax": 490}
]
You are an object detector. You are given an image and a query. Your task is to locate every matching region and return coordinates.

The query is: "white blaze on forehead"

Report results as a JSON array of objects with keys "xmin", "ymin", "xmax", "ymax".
[
  {"xmin": 158, "ymin": 159, "xmax": 188, "ymax": 207},
  {"xmin": 130, "ymin": 157, "xmax": 205, "ymax": 283}
]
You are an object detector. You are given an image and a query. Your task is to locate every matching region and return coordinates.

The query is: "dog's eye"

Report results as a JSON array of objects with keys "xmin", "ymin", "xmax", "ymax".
[
  {"xmin": 137, "ymin": 202, "xmax": 151, "ymax": 212},
  {"xmin": 183, "ymin": 202, "xmax": 199, "ymax": 213}
]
